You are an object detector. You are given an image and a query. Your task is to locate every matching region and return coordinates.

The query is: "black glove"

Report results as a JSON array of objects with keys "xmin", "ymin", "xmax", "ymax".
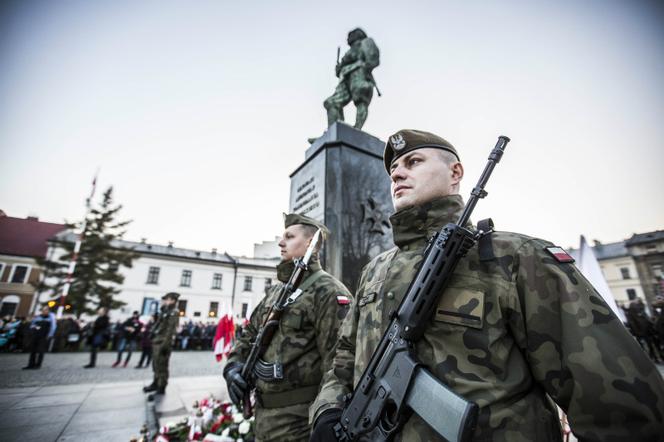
[
  {"xmin": 310, "ymin": 408, "xmax": 342, "ymax": 442},
  {"xmin": 223, "ymin": 362, "xmax": 248, "ymax": 407}
]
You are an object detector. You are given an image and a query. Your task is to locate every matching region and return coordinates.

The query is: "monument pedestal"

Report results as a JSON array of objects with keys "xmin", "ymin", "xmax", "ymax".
[{"xmin": 289, "ymin": 122, "xmax": 394, "ymax": 292}]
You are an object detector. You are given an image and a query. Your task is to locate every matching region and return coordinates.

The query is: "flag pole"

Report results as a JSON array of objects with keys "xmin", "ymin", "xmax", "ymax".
[{"xmin": 56, "ymin": 170, "xmax": 99, "ymax": 319}]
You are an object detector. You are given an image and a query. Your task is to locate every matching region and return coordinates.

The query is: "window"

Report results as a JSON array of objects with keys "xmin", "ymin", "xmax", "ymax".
[
  {"xmin": 10, "ymin": 265, "xmax": 30, "ymax": 284},
  {"xmin": 265, "ymin": 278, "xmax": 272, "ymax": 290},
  {"xmin": 626, "ymin": 289, "xmax": 637, "ymax": 301},
  {"xmin": 212, "ymin": 273, "xmax": 223, "ymax": 289},
  {"xmin": 209, "ymin": 302, "xmax": 219, "ymax": 318},
  {"xmin": 194, "ymin": 311, "xmax": 201, "ymax": 317},
  {"xmin": 147, "ymin": 267, "xmax": 160, "ymax": 284},
  {"xmin": 180, "ymin": 270, "xmax": 192, "ymax": 287},
  {"xmin": 243, "ymin": 276, "xmax": 253, "ymax": 291},
  {"xmin": 141, "ymin": 297, "xmax": 159, "ymax": 316},
  {"xmin": 0, "ymin": 295, "xmax": 20, "ymax": 317},
  {"xmin": 241, "ymin": 303, "xmax": 249, "ymax": 318},
  {"xmin": 652, "ymin": 264, "xmax": 663, "ymax": 278},
  {"xmin": 177, "ymin": 299, "xmax": 188, "ymax": 316},
  {"xmin": 620, "ymin": 267, "xmax": 630, "ymax": 280},
  {"xmin": 0, "ymin": 263, "xmax": 5, "ymax": 281}
]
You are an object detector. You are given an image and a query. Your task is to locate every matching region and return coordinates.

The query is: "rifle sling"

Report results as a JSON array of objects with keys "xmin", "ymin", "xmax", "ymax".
[{"xmin": 298, "ymin": 269, "xmax": 326, "ymax": 293}]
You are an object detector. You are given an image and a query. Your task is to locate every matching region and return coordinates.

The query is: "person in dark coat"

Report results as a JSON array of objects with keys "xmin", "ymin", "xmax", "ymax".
[
  {"xmin": 113, "ymin": 311, "xmax": 142, "ymax": 367},
  {"xmin": 136, "ymin": 314, "xmax": 157, "ymax": 368},
  {"xmin": 84, "ymin": 307, "xmax": 110, "ymax": 368},
  {"xmin": 22, "ymin": 306, "xmax": 56, "ymax": 369}
]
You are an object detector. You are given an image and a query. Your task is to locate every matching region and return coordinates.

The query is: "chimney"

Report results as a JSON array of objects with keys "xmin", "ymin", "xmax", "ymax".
[
  {"xmin": 212, "ymin": 248, "xmax": 217, "ymax": 255},
  {"xmin": 27, "ymin": 216, "xmax": 39, "ymax": 221},
  {"xmin": 168, "ymin": 241, "xmax": 173, "ymax": 248},
  {"xmin": 593, "ymin": 239, "xmax": 602, "ymax": 247},
  {"xmin": 140, "ymin": 238, "xmax": 147, "ymax": 244}
]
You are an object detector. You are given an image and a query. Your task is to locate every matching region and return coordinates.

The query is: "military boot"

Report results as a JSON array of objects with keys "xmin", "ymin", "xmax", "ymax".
[{"xmin": 143, "ymin": 382, "xmax": 157, "ymax": 393}]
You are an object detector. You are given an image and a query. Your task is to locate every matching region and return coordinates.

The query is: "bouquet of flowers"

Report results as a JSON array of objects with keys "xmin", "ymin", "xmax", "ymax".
[{"xmin": 149, "ymin": 396, "xmax": 255, "ymax": 442}]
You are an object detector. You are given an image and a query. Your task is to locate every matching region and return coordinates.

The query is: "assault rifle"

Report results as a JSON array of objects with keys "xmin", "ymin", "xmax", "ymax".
[
  {"xmin": 334, "ymin": 136, "xmax": 510, "ymax": 442},
  {"xmin": 240, "ymin": 229, "xmax": 322, "ymax": 418}
]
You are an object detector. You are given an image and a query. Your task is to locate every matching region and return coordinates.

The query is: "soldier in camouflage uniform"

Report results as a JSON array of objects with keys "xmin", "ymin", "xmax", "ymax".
[
  {"xmin": 224, "ymin": 214, "xmax": 352, "ymax": 442},
  {"xmin": 310, "ymin": 130, "xmax": 664, "ymax": 441},
  {"xmin": 143, "ymin": 292, "xmax": 180, "ymax": 397},
  {"xmin": 323, "ymin": 28, "xmax": 380, "ymax": 130}
]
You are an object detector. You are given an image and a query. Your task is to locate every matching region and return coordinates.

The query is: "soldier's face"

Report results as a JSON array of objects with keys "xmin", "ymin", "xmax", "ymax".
[
  {"xmin": 390, "ymin": 148, "xmax": 463, "ymax": 212},
  {"xmin": 279, "ymin": 225, "xmax": 311, "ymax": 261}
]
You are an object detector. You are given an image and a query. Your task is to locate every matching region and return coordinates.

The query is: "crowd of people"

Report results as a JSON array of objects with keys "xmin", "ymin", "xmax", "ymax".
[
  {"xmin": 623, "ymin": 297, "xmax": 664, "ymax": 363},
  {"xmin": 0, "ymin": 309, "xmax": 247, "ymax": 367}
]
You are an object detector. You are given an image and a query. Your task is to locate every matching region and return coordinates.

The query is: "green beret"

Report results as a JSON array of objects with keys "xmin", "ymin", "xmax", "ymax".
[
  {"xmin": 283, "ymin": 213, "xmax": 330, "ymax": 240},
  {"xmin": 383, "ymin": 129, "xmax": 460, "ymax": 173},
  {"xmin": 162, "ymin": 292, "xmax": 180, "ymax": 301}
]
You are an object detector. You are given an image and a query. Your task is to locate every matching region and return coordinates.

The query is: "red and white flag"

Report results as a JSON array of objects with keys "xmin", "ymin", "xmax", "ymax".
[{"xmin": 213, "ymin": 314, "xmax": 235, "ymax": 362}]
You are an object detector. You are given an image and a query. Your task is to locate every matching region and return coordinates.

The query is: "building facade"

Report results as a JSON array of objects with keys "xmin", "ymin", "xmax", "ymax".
[
  {"xmin": 574, "ymin": 230, "xmax": 663, "ymax": 312},
  {"xmin": 592, "ymin": 240, "xmax": 647, "ymax": 307},
  {"xmin": 625, "ymin": 231, "xmax": 664, "ymax": 307},
  {"xmin": 42, "ymin": 233, "xmax": 279, "ymax": 323},
  {"xmin": 0, "ymin": 212, "xmax": 66, "ymax": 317}
]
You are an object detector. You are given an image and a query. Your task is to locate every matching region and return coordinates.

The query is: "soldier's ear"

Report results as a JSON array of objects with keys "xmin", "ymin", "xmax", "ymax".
[{"xmin": 451, "ymin": 162, "xmax": 464, "ymax": 184}]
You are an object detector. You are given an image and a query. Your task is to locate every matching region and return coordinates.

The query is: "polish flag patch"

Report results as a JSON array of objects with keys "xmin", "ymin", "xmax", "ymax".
[
  {"xmin": 545, "ymin": 246, "xmax": 575, "ymax": 263},
  {"xmin": 337, "ymin": 295, "xmax": 351, "ymax": 305}
]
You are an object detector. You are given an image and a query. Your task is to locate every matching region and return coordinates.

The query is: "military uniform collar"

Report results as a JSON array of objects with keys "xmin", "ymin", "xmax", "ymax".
[
  {"xmin": 276, "ymin": 257, "xmax": 322, "ymax": 283},
  {"xmin": 390, "ymin": 195, "xmax": 466, "ymax": 250}
]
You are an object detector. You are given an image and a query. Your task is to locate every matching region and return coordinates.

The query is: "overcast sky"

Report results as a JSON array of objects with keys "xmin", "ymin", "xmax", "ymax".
[{"xmin": 1, "ymin": 0, "xmax": 663, "ymax": 257}]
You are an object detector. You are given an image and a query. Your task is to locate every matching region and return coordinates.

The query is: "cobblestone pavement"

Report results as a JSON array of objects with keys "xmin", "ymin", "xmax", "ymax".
[{"xmin": 0, "ymin": 351, "xmax": 222, "ymax": 388}]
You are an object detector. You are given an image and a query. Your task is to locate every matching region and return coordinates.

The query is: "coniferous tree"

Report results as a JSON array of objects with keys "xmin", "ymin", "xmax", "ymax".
[{"xmin": 37, "ymin": 187, "xmax": 137, "ymax": 317}]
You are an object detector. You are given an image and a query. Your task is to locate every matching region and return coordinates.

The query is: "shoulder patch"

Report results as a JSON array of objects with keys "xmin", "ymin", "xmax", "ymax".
[
  {"xmin": 545, "ymin": 246, "xmax": 575, "ymax": 263},
  {"xmin": 336, "ymin": 294, "xmax": 351, "ymax": 305}
]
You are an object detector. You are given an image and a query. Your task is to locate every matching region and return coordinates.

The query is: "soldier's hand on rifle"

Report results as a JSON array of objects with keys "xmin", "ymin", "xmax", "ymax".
[
  {"xmin": 335, "ymin": 64, "xmax": 341, "ymax": 77},
  {"xmin": 223, "ymin": 362, "xmax": 248, "ymax": 407},
  {"xmin": 310, "ymin": 408, "xmax": 342, "ymax": 442}
]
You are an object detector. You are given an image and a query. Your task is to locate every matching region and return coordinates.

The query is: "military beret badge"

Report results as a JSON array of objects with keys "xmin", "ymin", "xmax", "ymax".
[{"xmin": 390, "ymin": 134, "xmax": 406, "ymax": 151}]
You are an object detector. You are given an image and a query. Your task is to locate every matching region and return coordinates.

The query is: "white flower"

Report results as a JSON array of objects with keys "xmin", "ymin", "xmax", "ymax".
[
  {"xmin": 221, "ymin": 428, "xmax": 230, "ymax": 437},
  {"xmin": 238, "ymin": 421, "xmax": 250, "ymax": 435},
  {"xmin": 232, "ymin": 413, "xmax": 244, "ymax": 423}
]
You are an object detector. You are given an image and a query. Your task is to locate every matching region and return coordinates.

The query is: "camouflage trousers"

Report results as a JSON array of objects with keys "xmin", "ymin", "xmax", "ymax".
[
  {"xmin": 324, "ymin": 76, "xmax": 373, "ymax": 109},
  {"xmin": 151, "ymin": 342, "xmax": 172, "ymax": 389},
  {"xmin": 254, "ymin": 402, "xmax": 310, "ymax": 442}
]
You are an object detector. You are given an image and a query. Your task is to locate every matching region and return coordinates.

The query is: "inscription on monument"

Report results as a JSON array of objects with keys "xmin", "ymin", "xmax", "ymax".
[{"xmin": 289, "ymin": 153, "xmax": 325, "ymax": 222}]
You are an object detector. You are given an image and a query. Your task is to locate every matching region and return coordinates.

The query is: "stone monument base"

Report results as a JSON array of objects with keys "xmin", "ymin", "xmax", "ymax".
[{"xmin": 289, "ymin": 122, "xmax": 394, "ymax": 292}]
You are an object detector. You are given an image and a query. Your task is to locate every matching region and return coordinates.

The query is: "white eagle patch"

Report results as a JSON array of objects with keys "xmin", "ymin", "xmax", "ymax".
[{"xmin": 390, "ymin": 134, "xmax": 406, "ymax": 151}]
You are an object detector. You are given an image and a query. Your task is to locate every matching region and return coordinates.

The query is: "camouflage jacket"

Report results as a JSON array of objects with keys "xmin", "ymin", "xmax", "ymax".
[
  {"xmin": 151, "ymin": 306, "xmax": 179, "ymax": 347},
  {"xmin": 312, "ymin": 195, "xmax": 664, "ymax": 442},
  {"xmin": 227, "ymin": 259, "xmax": 352, "ymax": 399}
]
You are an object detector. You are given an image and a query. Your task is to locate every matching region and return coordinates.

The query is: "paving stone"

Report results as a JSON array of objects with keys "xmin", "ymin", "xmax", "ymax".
[
  {"xmin": 79, "ymin": 391, "xmax": 145, "ymax": 412},
  {"xmin": 57, "ymin": 426, "xmax": 143, "ymax": 442},
  {"xmin": 0, "ymin": 404, "xmax": 78, "ymax": 429},
  {"xmin": 0, "ymin": 351, "xmax": 220, "ymax": 388},
  {"xmin": 12, "ymin": 392, "xmax": 88, "ymax": 409},
  {"xmin": 2, "ymin": 421, "xmax": 67, "ymax": 442},
  {"xmin": 61, "ymin": 406, "xmax": 145, "ymax": 434},
  {"xmin": 0, "ymin": 393, "xmax": 30, "ymax": 410}
]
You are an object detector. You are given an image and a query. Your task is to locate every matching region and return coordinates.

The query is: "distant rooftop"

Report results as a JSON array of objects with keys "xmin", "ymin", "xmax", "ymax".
[
  {"xmin": 0, "ymin": 213, "xmax": 66, "ymax": 258},
  {"xmin": 590, "ymin": 241, "xmax": 629, "ymax": 260},
  {"xmin": 51, "ymin": 230, "xmax": 279, "ymax": 268},
  {"xmin": 626, "ymin": 230, "xmax": 664, "ymax": 247},
  {"xmin": 568, "ymin": 229, "xmax": 664, "ymax": 261}
]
